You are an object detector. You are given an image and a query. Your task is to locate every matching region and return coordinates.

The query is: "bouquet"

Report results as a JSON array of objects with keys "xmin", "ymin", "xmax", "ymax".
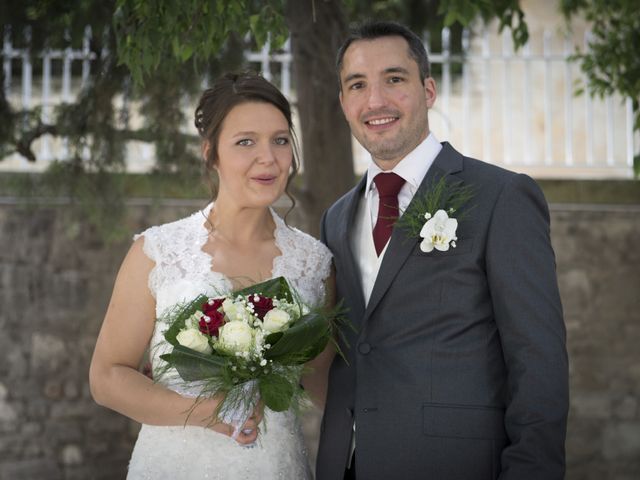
[{"xmin": 158, "ymin": 276, "xmax": 343, "ymax": 439}]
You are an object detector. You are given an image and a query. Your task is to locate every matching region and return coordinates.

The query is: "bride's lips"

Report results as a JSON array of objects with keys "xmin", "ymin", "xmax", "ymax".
[{"xmin": 251, "ymin": 175, "xmax": 278, "ymax": 185}]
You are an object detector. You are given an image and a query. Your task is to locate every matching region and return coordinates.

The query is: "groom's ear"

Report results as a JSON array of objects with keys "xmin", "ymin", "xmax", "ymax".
[
  {"xmin": 338, "ymin": 90, "xmax": 345, "ymax": 112},
  {"xmin": 424, "ymin": 77, "xmax": 437, "ymax": 109}
]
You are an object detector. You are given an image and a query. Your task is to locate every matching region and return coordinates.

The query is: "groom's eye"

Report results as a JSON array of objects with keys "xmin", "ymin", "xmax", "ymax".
[
  {"xmin": 349, "ymin": 81, "xmax": 364, "ymax": 90},
  {"xmin": 388, "ymin": 76, "xmax": 404, "ymax": 83}
]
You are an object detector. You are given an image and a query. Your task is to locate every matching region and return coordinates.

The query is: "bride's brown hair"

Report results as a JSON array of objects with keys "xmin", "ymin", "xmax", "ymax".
[{"xmin": 194, "ymin": 72, "xmax": 299, "ymax": 218}]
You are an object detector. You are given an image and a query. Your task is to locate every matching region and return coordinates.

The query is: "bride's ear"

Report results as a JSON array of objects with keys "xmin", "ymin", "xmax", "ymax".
[
  {"xmin": 202, "ymin": 140, "xmax": 217, "ymax": 170},
  {"xmin": 202, "ymin": 140, "xmax": 210, "ymax": 161}
]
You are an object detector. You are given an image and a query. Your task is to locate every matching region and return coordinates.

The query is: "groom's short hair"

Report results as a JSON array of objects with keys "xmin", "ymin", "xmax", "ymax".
[{"xmin": 336, "ymin": 21, "xmax": 431, "ymax": 84}]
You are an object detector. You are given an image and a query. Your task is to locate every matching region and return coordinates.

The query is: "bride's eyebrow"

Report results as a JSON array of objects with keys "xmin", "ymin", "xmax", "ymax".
[{"xmin": 231, "ymin": 131, "xmax": 257, "ymax": 137}]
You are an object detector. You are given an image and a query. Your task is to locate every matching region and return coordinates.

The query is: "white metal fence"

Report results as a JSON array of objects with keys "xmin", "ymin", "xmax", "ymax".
[{"xmin": 1, "ymin": 24, "xmax": 637, "ymax": 178}]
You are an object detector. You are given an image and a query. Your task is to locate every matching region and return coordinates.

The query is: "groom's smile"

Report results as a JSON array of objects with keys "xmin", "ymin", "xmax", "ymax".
[{"xmin": 338, "ymin": 35, "xmax": 437, "ymax": 169}]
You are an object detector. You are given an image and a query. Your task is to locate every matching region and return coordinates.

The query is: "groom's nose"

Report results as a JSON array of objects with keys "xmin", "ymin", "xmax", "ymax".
[{"xmin": 365, "ymin": 81, "xmax": 387, "ymax": 110}]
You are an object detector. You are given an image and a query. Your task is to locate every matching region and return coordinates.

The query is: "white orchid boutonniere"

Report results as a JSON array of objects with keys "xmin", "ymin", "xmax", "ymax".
[
  {"xmin": 419, "ymin": 209, "xmax": 458, "ymax": 252},
  {"xmin": 398, "ymin": 176, "xmax": 474, "ymax": 253}
]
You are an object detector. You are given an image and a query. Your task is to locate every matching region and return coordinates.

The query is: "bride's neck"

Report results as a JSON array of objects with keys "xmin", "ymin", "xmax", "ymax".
[{"xmin": 208, "ymin": 198, "xmax": 274, "ymax": 245}]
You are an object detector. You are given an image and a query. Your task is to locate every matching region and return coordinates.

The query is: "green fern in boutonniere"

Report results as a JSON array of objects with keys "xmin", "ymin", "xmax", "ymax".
[{"xmin": 397, "ymin": 176, "xmax": 474, "ymax": 253}]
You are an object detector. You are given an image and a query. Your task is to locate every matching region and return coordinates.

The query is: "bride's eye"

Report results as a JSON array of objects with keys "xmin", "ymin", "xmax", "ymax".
[
  {"xmin": 274, "ymin": 137, "xmax": 290, "ymax": 146},
  {"xmin": 237, "ymin": 139, "xmax": 254, "ymax": 146}
]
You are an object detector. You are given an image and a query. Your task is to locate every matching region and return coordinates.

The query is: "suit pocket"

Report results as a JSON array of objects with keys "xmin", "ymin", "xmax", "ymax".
[
  {"xmin": 412, "ymin": 237, "xmax": 474, "ymax": 257},
  {"xmin": 423, "ymin": 403, "xmax": 506, "ymax": 440}
]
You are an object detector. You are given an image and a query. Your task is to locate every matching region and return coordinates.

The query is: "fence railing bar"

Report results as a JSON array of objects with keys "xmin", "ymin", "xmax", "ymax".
[
  {"xmin": 462, "ymin": 28, "xmax": 471, "ymax": 155},
  {"xmin": 482, "ymin": 28, "xmax": 492, "ymax": 164},
  {"xmin": 523, "ymin": 40, "xmax": 532, "ymax": 165},
  {"xmin": 606, "ymin": 96, "xmax": 614, "ymax": 166},
  {"xmin": 441, "ymin": 27, "xmax": 452, "ymax": 139},
  {"xmin": 625, "ymin": 97, "xmax": 634, "ymax": 167},
  {"xmin": 3, "ymin": 26, "xmax": 12, "ymax": 97},
  {"xmin": 41, "ymin": 46, "xmax": 52, "ymax": 160},
  {"xmin": 543, "ymin": 30, "xmax": 553, "ymax": 165},
  {"xmin": 21, "ymin": 26, "xmax": 32, "ymax": 110},
  {"xmin": 502, "ymin": 29, "xmax": 513, "ymax": 165},
  {"xmin": 81, "ymin": 26, "xmax": 92, "ymax": 87},
  {"xmin": 563, "ymin": 36, "xmax": 573, "ymax": 166},
  {"xmin": 584, "ymin": 32, "xmax": 594, "ymax": 166}
]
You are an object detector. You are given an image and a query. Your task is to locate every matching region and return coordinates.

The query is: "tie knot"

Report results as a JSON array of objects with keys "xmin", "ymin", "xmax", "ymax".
[{"xmin": 374, "ymin": 172, "xmax": 405, "ymax": 198}]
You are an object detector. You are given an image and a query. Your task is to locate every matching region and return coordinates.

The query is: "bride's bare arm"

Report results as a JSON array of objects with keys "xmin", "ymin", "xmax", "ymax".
[
  {"xmin": 89, "ymin": 237, "xmax": 260, "ymax": 443},
  {"xmin": 301, "ymin": 267, "xmax": 337, "ymax": 409}
]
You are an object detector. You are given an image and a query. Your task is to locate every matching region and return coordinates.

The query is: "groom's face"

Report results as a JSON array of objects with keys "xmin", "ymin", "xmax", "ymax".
[{"xmin": 339, "ymin": 35, "xmax": 436, "ymax": 170}]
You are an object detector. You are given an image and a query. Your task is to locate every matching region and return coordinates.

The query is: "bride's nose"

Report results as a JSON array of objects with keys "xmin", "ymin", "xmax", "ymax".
[{"xmin": 255, "ymin": 143, "xmax": 277, "ymax": 165}]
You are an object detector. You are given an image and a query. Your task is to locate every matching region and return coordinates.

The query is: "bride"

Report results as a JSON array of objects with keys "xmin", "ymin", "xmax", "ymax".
[{"xmin": 89, "ymin": 72, "xmax": 335, "ymax": 479}]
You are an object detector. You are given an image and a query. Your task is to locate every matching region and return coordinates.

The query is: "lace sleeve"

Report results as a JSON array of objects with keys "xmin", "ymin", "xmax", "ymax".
[{"xmin": 133, "ymin": 227, "xmax": 161, "ymax": 299}]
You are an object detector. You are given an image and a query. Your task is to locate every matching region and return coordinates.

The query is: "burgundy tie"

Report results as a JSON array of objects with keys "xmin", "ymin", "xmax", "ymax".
[{"xmin": 372, "ymin": 172, "xmax": 406, "ymax": 256}]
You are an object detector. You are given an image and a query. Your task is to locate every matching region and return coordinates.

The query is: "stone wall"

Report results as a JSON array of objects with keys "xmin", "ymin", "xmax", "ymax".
[{"xmin": 0, "ymin": 198, "xmax": 638, "ymax": 479}]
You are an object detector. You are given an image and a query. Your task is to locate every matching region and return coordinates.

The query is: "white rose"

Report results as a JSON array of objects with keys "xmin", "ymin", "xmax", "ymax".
[
  {"xmin": 419, "ymin": 209, "xmax": 458, "ymax": 253},
  {"xmin": 262, "ymin": 308, "xmax": 291, "ymax": 333},
  {"xmin": 222, "ymin": 298, "xmax": 251, "ymax": 323},
  {"xmin": 218, "ymin": 322, "xmax": 254, "ymax": 353},
  {"xmin": 176, "ymin": 328, "xmax": 212, "ymax": 354},
  {"xmin": 185, "ymin": 310, "xmax": 204, "ymax": 330}
]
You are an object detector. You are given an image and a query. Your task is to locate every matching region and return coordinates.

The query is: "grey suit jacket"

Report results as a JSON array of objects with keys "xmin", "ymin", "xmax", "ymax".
[{"xmin": 316, "ymin": 143, "xmax": 568, "ymax": 480}]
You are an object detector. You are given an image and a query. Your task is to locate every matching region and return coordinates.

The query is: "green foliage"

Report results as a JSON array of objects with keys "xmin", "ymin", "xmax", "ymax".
[
  {"xmin": 259, "ymin": 372, "xmax": 295, "ymax": 412},
  {"xmin": 397, "ymin": 175, "xmax": 475, "ymax": 239},
  {"xmin": 113, "ymin": 0, "xmax": 288, "ymax": 85},
  {"xmin": 561, "ymin": 0, "xmax": 640, "ymax": 137},
  {"xmin": 438, "ymin": 0, "xmax": 529, "ymax": 48},
  {"xmin": 160, "ymin": 345, "xmax": 226, "ymax": 381}
]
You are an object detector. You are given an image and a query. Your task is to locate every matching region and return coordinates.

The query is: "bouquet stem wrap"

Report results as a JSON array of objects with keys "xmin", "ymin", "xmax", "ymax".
[{"xmin": 219, "ymin": 380, "xmax": 259, "ymax": 440}]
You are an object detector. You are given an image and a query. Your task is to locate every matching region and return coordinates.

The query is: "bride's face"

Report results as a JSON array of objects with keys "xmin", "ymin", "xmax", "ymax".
[{"xmin": 213, "ymin": 101, "xmax": 293, "ymax": 208}]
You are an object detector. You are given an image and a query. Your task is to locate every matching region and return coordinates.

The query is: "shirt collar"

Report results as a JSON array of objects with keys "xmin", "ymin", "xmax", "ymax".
[{"xmin": 365, "ymin": 133, "xmax": 442, "ymax": 194}]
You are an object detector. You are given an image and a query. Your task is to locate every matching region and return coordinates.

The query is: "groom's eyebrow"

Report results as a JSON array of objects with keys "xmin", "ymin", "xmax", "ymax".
[
  {"xmin": 384, "ymin": 66, "xmax": 410, "ymax": 75},
  {"xmin": 343, "ymin": 73, "xmax": 365, "ymax": 84},
  {"xmin": 343, "ymin": 66, "xmax": 410, "ymax": 84}
]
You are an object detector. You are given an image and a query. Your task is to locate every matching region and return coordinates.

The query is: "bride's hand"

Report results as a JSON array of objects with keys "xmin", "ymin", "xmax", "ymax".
[
  {"xmin": 231, "ymin": 401, "xmax": 264, "ymax": 445},
  {"xmin": 204, "ymin": 400, "xmax": 264, "ymax": 445}
]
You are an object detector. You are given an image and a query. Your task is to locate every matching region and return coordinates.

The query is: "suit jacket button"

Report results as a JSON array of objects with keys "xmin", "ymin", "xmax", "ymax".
[{"xmin": 358, "ymin": 342, "xmax": 371, "ymax": 354}]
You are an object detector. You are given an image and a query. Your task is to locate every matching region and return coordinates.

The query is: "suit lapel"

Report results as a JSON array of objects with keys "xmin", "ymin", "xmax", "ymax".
[
  {"xmin": 363, "ymin": 143, "xmax": 464, "ymax": 323},
  {"xmin": 338, "ymin": 175, "xmax": 368, "ymax": 321}
]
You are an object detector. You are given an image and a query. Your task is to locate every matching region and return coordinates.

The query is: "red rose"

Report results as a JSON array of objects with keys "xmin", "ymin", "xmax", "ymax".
[
  {"xmin": 199, "ymin": 298, "xmax": 225, "ymax": 337},
  {"xmin": 199, "ymin": 310, "xmax": 224, "ymax": 337},
  {"xmin": 248, "ymin": 294, "xmax": 274, "ymax": 320},
  {"xmin": 202, "ymin": 298, "xmax": 224, "ymax": 316}
]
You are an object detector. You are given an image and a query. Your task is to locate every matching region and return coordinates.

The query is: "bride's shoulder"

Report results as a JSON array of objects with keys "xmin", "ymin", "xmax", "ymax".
[
  {"xmin": 133, "ymin": 206, "xmax": 207, "ymax": 256},
  {"xmin": 274, "ymin": 217, "xmax": 333, "ymax": 290},
  {"xmin": 274, "ymin": 215, "xmax": 331, "ymax": 260}
]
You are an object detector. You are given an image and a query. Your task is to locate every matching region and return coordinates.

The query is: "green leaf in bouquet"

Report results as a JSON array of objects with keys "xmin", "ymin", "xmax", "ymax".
[
  {"xmin": 233, "ymin": 276, "xmax": 294, "ymax": 303},
  {"xmin": 259, "ymin": 372, "xmax": 295, "ymax": 412},
  {"xmin": 159, "ymin": 345, "xmax": 226, "ymax": 381},
  {"xmin": 264, "ymin": 312, "xmax": 331, "ymax": 365},
  {"xmin": 161, "ymin": 293, "xmax": 210, "ymax": 346}
]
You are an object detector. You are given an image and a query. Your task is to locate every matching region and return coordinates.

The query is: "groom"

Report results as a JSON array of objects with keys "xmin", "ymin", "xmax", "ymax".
[{"xmin": 317, "ymin": 21, "xmax": 568, "ymax": 480}]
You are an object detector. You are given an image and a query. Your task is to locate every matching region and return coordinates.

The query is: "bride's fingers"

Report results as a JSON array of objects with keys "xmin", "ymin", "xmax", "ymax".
[{"xmin": 235, "ymin": 425, "xmax": 259, "ymax": 445}]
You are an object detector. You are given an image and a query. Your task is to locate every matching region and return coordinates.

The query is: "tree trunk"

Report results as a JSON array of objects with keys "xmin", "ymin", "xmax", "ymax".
[{"xmin": 285, "ymin": 0, "xmax": 354, "ymax": 237}]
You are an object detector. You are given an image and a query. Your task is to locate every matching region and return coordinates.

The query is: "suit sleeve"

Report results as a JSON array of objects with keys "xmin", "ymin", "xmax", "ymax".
[
  {"xmin": 320, "ymin": 208, "xmax": 329, "ymax": 247},
  {"xmin": 485, "ymin": 174, "xmax": 569, "ymax": 480}
]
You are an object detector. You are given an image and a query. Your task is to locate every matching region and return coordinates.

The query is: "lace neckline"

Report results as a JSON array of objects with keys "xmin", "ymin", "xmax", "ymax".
[{"xmin": 197, "ymin": 203, "xmax": 286, "ymax": 291}]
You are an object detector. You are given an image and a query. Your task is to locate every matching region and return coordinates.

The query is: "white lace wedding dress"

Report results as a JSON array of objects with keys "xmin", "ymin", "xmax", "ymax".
[{"xmin": 127, "ymin": 204, "xmax": 332, "ymax": 480}]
